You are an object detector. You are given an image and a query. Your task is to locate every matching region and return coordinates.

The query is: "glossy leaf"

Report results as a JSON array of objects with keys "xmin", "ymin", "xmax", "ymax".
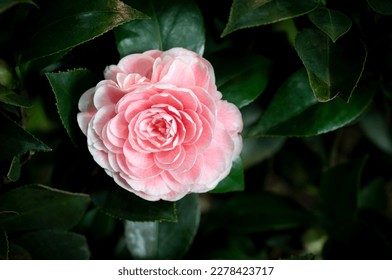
[
  {"xmin": 12, "ymin": 230, "xmax": 90, "ymax": 260},
  {"xmin": 308, "ymin": 7, "xmax": 352, "ymax": 43},
  {"xmin": 210, "ymin": 157, "xmax": 244, "ymax": 193},
  {"xmin": 0, "ymin": 226, "xmax": 8, "ymax": 260},
  {"xmin": 46, "ymin": 69, "xmax": 99, "ymax": 144},
  {"xmin": 115, "ymin": 0, "xmax": 205, "ymax": 57},
  {"xmin": 249, "ymin": 68, "xmax": 318, "ymax": 136},
  {"xmin": 0, "ymin": 85, "xmax": 32, "ymax": 108},
  {"xmin": 206, "ymin": 192, "xmax": 313, "ymax": 233},
  {"xmin": 0, "ymin": 185, "xmax": 90, "ymax": 234},
  {"xmin": 295, "ymin": 28, "xmax": 367, "ymax": 101},
  {"xmin": 250, "ymin": 69, "xmax": 376, "ymax": 137},
  {"xmin": 19, "ymin": 0, "xmax": 146, "ymax": 63},
  {"xmin": 222, "ymin": 0, "xmax": 318, "ymax": 37},
  {"xmin": 125, "ymin": 194, "xmax": 200, "ymax": 259},
  {"xmin": 368, "ymin": 0, "xmax": 392, "ymax": 15},
  {"xmin": 91, "ymin": 186, "xmax": 176, "ymax": 222},
  {"xmin": 0, "ymin": 0, "xmax": 37, "ymax": 14},
  {"xmin": 319, "ymin": 157, "xmax": 368, "ymax": 232},
  {"xmin": 0, "ymin": 112, "xmax": 51, "ymax": 161},
  {"xmin": 211, "ymin": 52, "xmax": 271, "ymax": 108}
]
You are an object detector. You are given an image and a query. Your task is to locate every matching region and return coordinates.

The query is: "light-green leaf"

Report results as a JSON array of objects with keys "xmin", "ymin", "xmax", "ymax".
[
  {"xmin": 210, "ymin": 52, "xmax": 271, "ymax": 108},
  {"xmin": 19, "ymin": 0, "xmax": 146, "ymax": 63},
  {"xmin": 295, "ymin": 28, "xmax": 367, "ymax": 101},
  {"xmin": 0, "ymin": 185, "xmax": 90, "ymax": 234},
  {"xmin": 12, "ymin": 229, "xmax": 90, "ymax": 260},
  {"xmin": 46, "ymin": 69, "xmax": 100, "ymax": 145},
  {"xmin": 222, "ymin": 0, "xmax": 318, "ymax": 37},
  {"xmin": 124, "ymin": 194, "xmax": 200, "ymax": 259},
  {"xmin": 0, "ymin": 112, "xmax": 51, "ymax": 161},
  {"xmin": 115, "ymin": 0, "xmax": 205, "ymax": 57},
  {"xmin": 308, "ymin": 7, "xmax": 352, "ymax": 43},
  {"xmin": 250, "ymin": 69, "xmax": 376, "ymax": 137}
]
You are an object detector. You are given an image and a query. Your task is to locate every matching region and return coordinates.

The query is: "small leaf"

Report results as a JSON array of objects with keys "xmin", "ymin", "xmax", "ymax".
[
  {"xmin": 250, "ymin": 69, "xmax": 376, "ymax": 137},
  {"xmin": 0, "ymin": 226, "xmax": 9, "ymax": 260},
  {"xmin": 211, "ymin": 52, "xmax": 271, "ymax": 108},
  {"xmin": 319, "ymin": 157, "xmax": 368, "ymax": 232},
  {"xmin": 206, "ymin": 192, "xmax": 313, "ymax": 233},
  {"xmin": 359, "ymin": 178, "xmax": 388, "ymax": 215},
  {"xmin": 46, "ymin": 69, "xmax": 100, "ymax": 144},
  {"xmin": 0, "ymin": 85, "xmax": 32, "ymax": 108},
  {"xmin": 308, "ymin": 7, "xmax": 352, "ymax": 43},
  {"xmin": 115, "ymin": 0, "xmax": 205, "ymax": 57},
  {"xmin": 0, "ymin": 184, "xmax": 90, "ymax": 234},
  {"xmin": 12, "ymin": 230, "xmax": 90, "ymax": 260},
  {"xmin": 210, "ymin": 157, "xmax": 244, "ymax": 193},
  {"xmin": 368, "ymin": 0, "xmax": 392, "ymax": 15},
  {"xmin": 91, "ymin": 186, "xmax": 176, "ymax": 222},
  {"xmin": 0, "ymin": 112, "xmax": 51, "ymax": 161},
  {"xmin": 19, "ymin": 0, "xmax": 146, "ymax": 63},
  {"xmin": 222, "ymin": 0, "xmax": 318, "ymax": 37},
  {"xmin": 124, "ymin": 194, "xmax": 200, "ymax": 259},
  {"xmin": 0, "ymin": 0, "xmax": 37, "ymax": 14},
  {"xmin": 295, "ymin": 28, "xmax": 367, "ymax": 101},
  {"xmin": 360, "ymin": 105, "xmax": 392, "ymax": 155},
  {"xmin": 6, "ymin": 156, "xmax": 21, "ymax": 182}
]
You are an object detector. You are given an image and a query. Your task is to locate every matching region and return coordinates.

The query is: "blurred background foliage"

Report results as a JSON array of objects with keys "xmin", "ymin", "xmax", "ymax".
[{"xmin": 1, "ymin": 0, "xmax": 392, "ymax": 260}]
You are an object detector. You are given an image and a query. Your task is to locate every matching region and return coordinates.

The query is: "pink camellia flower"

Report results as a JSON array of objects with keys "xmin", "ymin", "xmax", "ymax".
[{"xmin": 77, "ymin": 47, "xmax": 243, "ymax": 201}]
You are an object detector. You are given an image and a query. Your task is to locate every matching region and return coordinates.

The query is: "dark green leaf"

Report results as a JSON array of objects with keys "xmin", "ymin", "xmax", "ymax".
[
  {"xmin": 222, "ymin": 0, "xmax": 318, "ymax": 37},
  {"xmin": 92, "ymin": 186, "xmax": 176, "ymax": 222},
  {"xmin": 308, "ymin": 7, "xmax": 352, "ymax": 42},
  {"xmin": 12, "ymin": 229, "xmax": 90, "ymax": 260},
  {"xmin": 319, "ymin": 157, "xmax": 368, "ymax": 232},
  {"xmin": 210, "ymin": 52, "xmax": 271, "ymax": 108},
  {"xmin": 360, "ymin": 105, "xmax": 392, "ymax": 155},
  {"xmin": 6, "ymin": 156, "xmax": 21, "ymax": 182},
  {"xmin": 295, "ymin": 28, "xmax": 367, "ymax": 101},
  {"xmin": 210, "ymin": 157, "xmax": 244, "ymax": 193},
  {"xmin": 368, "ymin": 0, "xmax": 392, "ymax": 15},
  {"xmin": 250, "ymin": 69, "xmax": 376, "ymax": 137},
  {"xmin": 115, "ymin": 0, "xmax": 205, "ymax": 57},
  {"xmin": 124, "ymin": 194, "xmax": 200, "ymax": 259},
  {"xmin": 7, "ymin": 243, "xmax": 31, "ymax": 260},
  {"xmin": 46, "ymin": 69, "xmax": 100, "ymax": 144},
  {"xmin": 359, "ymin": 178, "xmax": 388, "ymax": 215},
  {"xmin": 0, "ymin": 85, "xmax": 31, "ymax": 108},
  {"xmin": 76, "ymin": 207, "xmax": 117, "ymax": 241},
  {"xmin": 0, "ymin": 112, "xmax": 51, "ymax": 161},
  {"xmin": 207, "ymin": 192, "xmax": 313, "ymax": 233},
  {"xmin": 19, "ymin": 0, "xmax": 146, "ymax": 63},
  {"xmin": 0, "ymin": 0, "xmax": 37, "ymax": 14},
  {"xmin": 0, "ymin": 226, "xmax": 8, "ymax": 260},
  {"xmin": 0, "ymin": 184, "xmax": 90, "ymax": 234}
]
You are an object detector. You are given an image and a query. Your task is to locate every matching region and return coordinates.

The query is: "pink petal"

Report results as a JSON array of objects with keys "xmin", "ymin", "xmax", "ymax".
[
  {"xmin": 78, "ymin": 87, "xmax": 96, "ymax": 112},
  {"xmin": 93, "ymin": 80, "xmax": 124, "ymax": 109},
  {"xmin": 117, "ymin": 54, "xmax": 155, "ymax": 78},
  {"xmin": 123, "ymin": 141, "xmax": 155, "ymax": 169}
]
